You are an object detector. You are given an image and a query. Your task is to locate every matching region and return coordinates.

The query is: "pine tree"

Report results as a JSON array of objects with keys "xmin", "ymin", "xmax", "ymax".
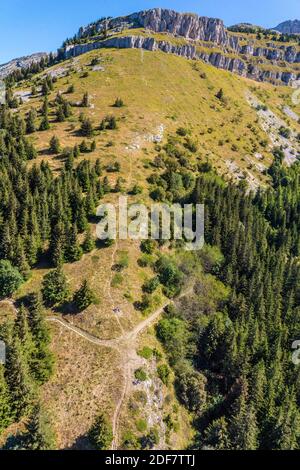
[
  {"xmin": 5, "ymin": 335, "xmax": 35, "ymax": 419},
  {"xmin": 14, "ymin": 304, "xmax": 36, "ymax": 362},
  {"xmin": 42, "ymin": 267, "xmax": 69, "ymax": 307},
  {"xmin": 0, "ymin": 365, "xmax": 13, "ymax": 434},
  {"xmin": 82, "ymin": 226, "xmax": 95, "ymax": 253},
  {"xmin": 81, "ymin": 92, "xmax": 90, "ymax": 107},
  {"xmin": 73, "ymin": 280, "xmax": 96, "ymax": 311},
  {"xmin": 113, "ymin": 97, "xmax": 124, "ymax": 108},
  {"xmin": 14, "ymin": 236, "xmax": 31, "ymax": 279},
  {"xmin": 28, "ymin": 293, "xmax": 54, "ymax": 384},
  {"xmin": 230, "ymin": 380, "xmax": 258, "ymax": 450},
  {"xmin": 26, "ymin": 109, "xmax": 37, "ymax": 134},
  {"xmin": 49, "ymin": 220, "xmax": 65, "ymax": 267},
  {"xmin": 89, "ymin": 414, "xmax": 113, "ymax": 450},
  {"xmin": 22, "ymin": 404, "xmax": 56, "ymax": 450},
  {"xmin": 56, "ymin": 105, "xmax": 65, "ymax": 122},
  {"xmin": 203, "ymin": 417, "xmax": 231, "ymax": 450},
  {"xmin": 80, "ymin": 118, "xmax": 93, "ymax": 137},
  {"xmin": 39, "ymin": 114, "xmax": 50, "ymax": 131},
  {"xmin": 65, "ymin": 224, "xmax": 83, "ymax": 262},
  {"xmin": 49, "ymin": 136, "xmax": 61, "ymax": 154}
]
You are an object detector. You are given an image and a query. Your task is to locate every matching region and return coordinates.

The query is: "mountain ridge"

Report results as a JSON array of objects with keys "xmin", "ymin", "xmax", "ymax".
[
  {"xmin": 0, "ymin": 52, "xmax": 47, "ymax": 79},
  {"xmin": 273, "ymin": 19, "xmax": 300, "ymax": 35}
]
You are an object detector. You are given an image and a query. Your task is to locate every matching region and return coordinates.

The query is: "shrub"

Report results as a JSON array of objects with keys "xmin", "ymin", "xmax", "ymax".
[
  {"xmin": 67, "ymin": 84, "xmax": 75, "ymax": 93},
  {"xmin": 157, "ymin": 364, "xmax": 171, "ymax": 385},
  {"xmin": 155, "ymin": 256, "xmax": 184, "ymax": 298},
  {"xmin": 140, "ymin": 240, "xmax": 156, "ymax": 254},
  {"xmin": 138, "ymin": 347, "xmax": 153, "ymax": 359},
  {"xmin": 134, "ymin": 368, "xmax": 148, "ymax": 382},
  {"xmin": 113, "ymin": 97, "xmax": 124, "ymax": 108},
  {"xmin": 143, "ymin": 277, "xmax": 159, "ymax": 294},
  {"xmin": 176, "ymin": 127, "xmax": 189, "ymax": 137},
  {"xmin": 136, "ymin": 419, "xmax": 147, "ymax": 432},
  {"xmin": 279, "ymin": 126, "xmax": 291, "ymax": 139}
]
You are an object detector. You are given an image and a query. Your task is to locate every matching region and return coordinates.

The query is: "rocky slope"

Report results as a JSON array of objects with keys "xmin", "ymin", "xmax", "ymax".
[
  {"xmin": 273, "ymin": 20, "xmax": 300, "ymax": 35},
  {"xmin": 0, "ymin": 52, "xmax": 47, "ymax": 79}
]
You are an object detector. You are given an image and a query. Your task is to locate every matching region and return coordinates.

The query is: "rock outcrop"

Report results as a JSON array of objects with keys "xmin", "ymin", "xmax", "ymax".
[
  {"xmin": 64, "ymin": 35, "xmax": 198, "ymax": 60},
  {"xmin": 239, "ymin": 44, "xmax": 300, "ymax": 63}
]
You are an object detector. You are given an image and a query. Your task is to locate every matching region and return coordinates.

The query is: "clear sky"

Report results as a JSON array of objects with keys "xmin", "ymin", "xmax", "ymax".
[{"xmin": 0, "ymin": 0, "xmax": 299, "ymax": 64}]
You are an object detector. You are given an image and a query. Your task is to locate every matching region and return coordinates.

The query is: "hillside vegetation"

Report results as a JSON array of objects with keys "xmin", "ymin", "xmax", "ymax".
[{"xmin": 0, "ymin": 32, "xmax": 300, "ymax": 450}]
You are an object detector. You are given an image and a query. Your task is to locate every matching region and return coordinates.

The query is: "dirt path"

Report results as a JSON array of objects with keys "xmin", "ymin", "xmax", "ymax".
[
  {"xmin": 47, "ymin": 286, "xmax": 193, "ymax": 449},
  {"xmin": 47, "ymin": 317, "xmax": 118, "ymax": 349},
  {"xmin": 1, "ymin": 287, "xmax": 193, "ymax": 449}
]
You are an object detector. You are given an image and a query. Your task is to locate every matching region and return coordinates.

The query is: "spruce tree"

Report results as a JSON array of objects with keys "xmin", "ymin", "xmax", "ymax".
[
  {"xmin": 42, "ymin": 267, "xmax": 69, "ymax": 307},
  {"xmin": 73, "ymin": 280, "xmax": 96, "ymax": 311},
  {"xmin": 22, "ymin": 404, "xmax": 56, "ymax": 450},
  {"xmin": 0, "ymin": 365, "xmax": 13, "ymax": 434},
  {"xmin": 82, "ymin": 226, "xmax": 95, "ymax": 253},
  {"xmin": 49, "ymin": 136, "xmax": 61, "ymax": 154},
  {"xmin": 5, "ymin": 335, "xmax": 35, "ymax": 419},
  {"xmin": 28, "ymin": 293, "xmax": 54, "ymax": 384},
  {"xmin": 65, "ymin": 224, "xmax": 83, "ymax": 263}
]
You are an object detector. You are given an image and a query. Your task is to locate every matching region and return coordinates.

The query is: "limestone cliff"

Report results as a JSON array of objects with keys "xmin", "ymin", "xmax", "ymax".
[
  {"xmin": 63, "ymin": 35, "xmax": 300, "ymax": 85},
  {"xmin": 78, "ymin": 8, "xmax": 229, "ymax": 45}
]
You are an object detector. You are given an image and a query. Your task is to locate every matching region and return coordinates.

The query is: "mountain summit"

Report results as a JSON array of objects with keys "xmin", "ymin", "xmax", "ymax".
[
  {"xmin": 77, "ymin": 8, "xmax": 228, "ymax": 45},
  {"xmin": 273, "ymin": 19, "xmax": 300, "ymax": 34}
]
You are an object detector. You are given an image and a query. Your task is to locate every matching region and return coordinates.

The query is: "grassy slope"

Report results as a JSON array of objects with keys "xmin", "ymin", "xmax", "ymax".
[{"xmin": 11, "ymin": 43, "xmax": 300, "ymax": 449}]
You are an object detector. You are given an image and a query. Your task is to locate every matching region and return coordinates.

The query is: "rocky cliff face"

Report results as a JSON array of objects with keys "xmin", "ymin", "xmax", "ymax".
[
  {"xmin": 64, "ymin": 35, "xmax": 198, "ymax": 60},
  {"xmin": 239, "ymin": 43, "xmax": 300, "ymax": 63},
  {"xmin": 273, "ymin": 20, "xmax": 300, "ymax": 35},
  {"xmin": 64, "ymin": 35, "xmax": 300, "ymax": 85},
  {"xmin": 0, "ymin": 52, "xmax": 47, "ymax": 79},
  {"xmin": 79, "ymin": 8, "xmax": 229, "ymax": 45}
]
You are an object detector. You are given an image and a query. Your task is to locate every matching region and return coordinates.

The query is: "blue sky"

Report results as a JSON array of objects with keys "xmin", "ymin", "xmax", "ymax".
[{"xmin": 0, "ymin": 0, "xmax": 299, "ymax": 63}]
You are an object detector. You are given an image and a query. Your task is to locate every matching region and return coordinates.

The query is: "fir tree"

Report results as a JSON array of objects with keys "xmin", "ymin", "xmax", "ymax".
[
  {"xmin": 0, "ymin": 365, "xmax": 13, "ymax": 434},
  {"xmin": 73, "ymin": 280, "xmax": 96, "ymax": 311},
  {"xmin": 65, "ymin": 224, "xmax": 83, "ymax": 262},
  {"xmin": 42, "ymin": 267, "xmax": 69, "ymax": 307},
  {"xmin": 82, "ymin": 227, "xmax": 95, "ymax": 253}
]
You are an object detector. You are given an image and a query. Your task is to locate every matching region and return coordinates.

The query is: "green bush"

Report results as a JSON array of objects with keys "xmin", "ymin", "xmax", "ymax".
[
  {"xmin": 143, "ymin": 277, "xmax": 159, "ymax": 294},
  {"xmin": 157, "ymin": 364, "xmax": 171, "ymax": 385},
  {"xmin": 138, "ymin": 347, "xmax": 153, "ymax": 360},
  {"xmin": 136, "ymin": 419, "xmax": 147, "ymax": 432},
  {"xmin": 155, "ymin": 256, "xmax": 184, "ymax": 298},
  {"xmin": 134, "ymin": 368, "xmax": 148, "ymax": 382}
]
